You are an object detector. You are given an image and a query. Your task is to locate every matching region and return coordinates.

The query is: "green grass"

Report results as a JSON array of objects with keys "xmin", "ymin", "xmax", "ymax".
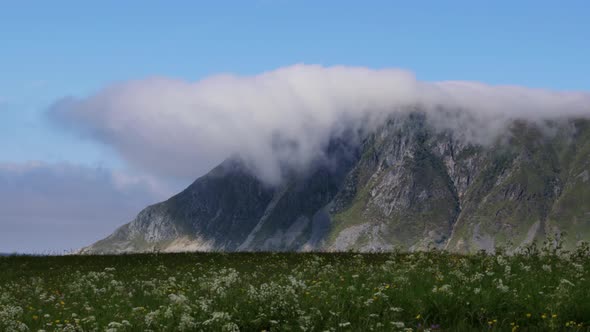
[{"xmin": 1, "ymin": 244, "xmax": 589, "ymax": 331}]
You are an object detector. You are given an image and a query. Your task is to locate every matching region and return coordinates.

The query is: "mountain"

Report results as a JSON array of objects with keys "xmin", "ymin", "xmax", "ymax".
[{"xmin": 80, "ymin": 112, "xmax": 590, "ymax": 254}]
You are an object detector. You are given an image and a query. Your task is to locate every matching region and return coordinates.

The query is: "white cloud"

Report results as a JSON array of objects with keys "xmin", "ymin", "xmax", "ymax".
[{"xmin": 49, "ymin": 64, "xmax": 590, "ymax": 184}]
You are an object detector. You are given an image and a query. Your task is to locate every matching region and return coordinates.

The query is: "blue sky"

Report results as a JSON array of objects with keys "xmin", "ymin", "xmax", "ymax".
[{"xmin": 1, "ymin": 0, "xmax": 589, "ymax": 252}]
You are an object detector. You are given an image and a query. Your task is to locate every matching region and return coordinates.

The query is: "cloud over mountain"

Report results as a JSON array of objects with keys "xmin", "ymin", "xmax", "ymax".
[{"xmin": 49, "ymin": 64, "xmax": 590, "ymax": 184}]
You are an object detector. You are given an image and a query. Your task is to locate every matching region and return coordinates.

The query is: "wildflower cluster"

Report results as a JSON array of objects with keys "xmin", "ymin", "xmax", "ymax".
[{"xmin": 0, "ymin": 241, "xmax": 588, "ymax": 331}]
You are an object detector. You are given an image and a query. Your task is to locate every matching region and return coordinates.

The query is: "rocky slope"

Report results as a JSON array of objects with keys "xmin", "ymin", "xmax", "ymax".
[{"xmin": 81, "ymin": 113, "xmax": 590, "ymax": 254}]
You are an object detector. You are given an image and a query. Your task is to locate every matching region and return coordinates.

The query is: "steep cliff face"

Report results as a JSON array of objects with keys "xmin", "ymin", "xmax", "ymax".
[
  {"xmin": 81, "ymin": 140, "xmax": 360, "ymax": 253},
  {"xmin": 328, "ymin": 113, "xmax": 462, "ymax": 251},
  {"xmin": 85, "ymin": 160, "xmax": 276, "ymax": 253},
  {"xmin": 81, "ymin": 114, "xmax": 590, "ymax": 254},
  {"xmin": 447, "ymin": 120, "xmax": 590, "ymax": 252}
]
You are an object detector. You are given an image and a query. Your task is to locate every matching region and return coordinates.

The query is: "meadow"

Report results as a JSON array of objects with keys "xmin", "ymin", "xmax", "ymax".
[{"xmin": 1, "ymin": 241, "xmax": 589, "ymax": 331}]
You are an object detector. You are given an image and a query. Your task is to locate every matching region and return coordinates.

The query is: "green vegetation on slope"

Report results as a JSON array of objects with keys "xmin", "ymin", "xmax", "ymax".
[
  {"xmin": 1, "ymin": 243, "xmax": 589, "ymax": 331},
  {"xmin": 546, "ymin": 121, "xmax": 590, "ymax": 247}
]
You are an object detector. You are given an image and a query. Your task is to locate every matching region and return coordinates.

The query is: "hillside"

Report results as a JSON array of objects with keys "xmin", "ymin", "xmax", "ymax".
[{"xmin": 80, "ymin": 113, "xmax": 590, "ymax": 253}]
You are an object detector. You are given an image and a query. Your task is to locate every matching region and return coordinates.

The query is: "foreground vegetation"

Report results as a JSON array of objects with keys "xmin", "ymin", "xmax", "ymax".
[{"xmin": 1, "ymin": 242, "xmax": 589, "ymax": 331}]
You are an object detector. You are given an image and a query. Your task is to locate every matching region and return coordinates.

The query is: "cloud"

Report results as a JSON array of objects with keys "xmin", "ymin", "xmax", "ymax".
[
  {"xmin": 49, "ymin": 64, "xmax": 590, "ymax": 184},
  {"xmin": 0, "ymin": 162, "xmax": 177, "ymax": 253}
]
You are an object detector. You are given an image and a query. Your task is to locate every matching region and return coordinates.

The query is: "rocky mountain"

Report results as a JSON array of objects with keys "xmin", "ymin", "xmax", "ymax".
[{"xmin": 81, "ymin": 112, "xmax": 590, "ymax": 254}]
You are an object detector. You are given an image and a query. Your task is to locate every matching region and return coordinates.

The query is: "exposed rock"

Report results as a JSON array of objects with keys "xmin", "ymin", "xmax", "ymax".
[{"xmin": 80, "ymin": 114, "xmax": 590, "ymax": 254}]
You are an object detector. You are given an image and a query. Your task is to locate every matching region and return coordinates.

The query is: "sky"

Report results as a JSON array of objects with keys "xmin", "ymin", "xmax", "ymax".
[{"xmin": 1, "ymin": 0, "xmax": 589, "ymax": 253}]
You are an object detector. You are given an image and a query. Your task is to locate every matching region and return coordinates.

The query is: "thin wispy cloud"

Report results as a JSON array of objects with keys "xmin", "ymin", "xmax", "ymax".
[{"xmin": 0, "ymin": 161, "xmax": 176, "ymax": 252}]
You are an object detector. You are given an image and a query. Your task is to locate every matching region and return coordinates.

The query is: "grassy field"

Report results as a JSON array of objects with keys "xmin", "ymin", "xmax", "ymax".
[{"xmin": 1, "ymin": 243, "xmax": 589, "ymax": 331}]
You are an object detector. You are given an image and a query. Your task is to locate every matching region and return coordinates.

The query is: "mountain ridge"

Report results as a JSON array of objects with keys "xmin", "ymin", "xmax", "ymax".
[{"xmin": 80, "ymin": 113, "xmax": 590, "ymax": 254}]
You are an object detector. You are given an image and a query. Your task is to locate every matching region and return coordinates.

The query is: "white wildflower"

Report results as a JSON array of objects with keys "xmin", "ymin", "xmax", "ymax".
[
  {"xmin": 178, "ymin": 313, "xmax": 196, "ymax": 331},
  {"xmin": 560, "ymin": 279, "xmax": 575, "ymax": 287},
  {"xmin": 496, "ymin": 279, "xmax": 509, "ymax": 293},
  {"xmin": 390, "ymin": 321, "xmax": 405, "ymax": 328}
]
